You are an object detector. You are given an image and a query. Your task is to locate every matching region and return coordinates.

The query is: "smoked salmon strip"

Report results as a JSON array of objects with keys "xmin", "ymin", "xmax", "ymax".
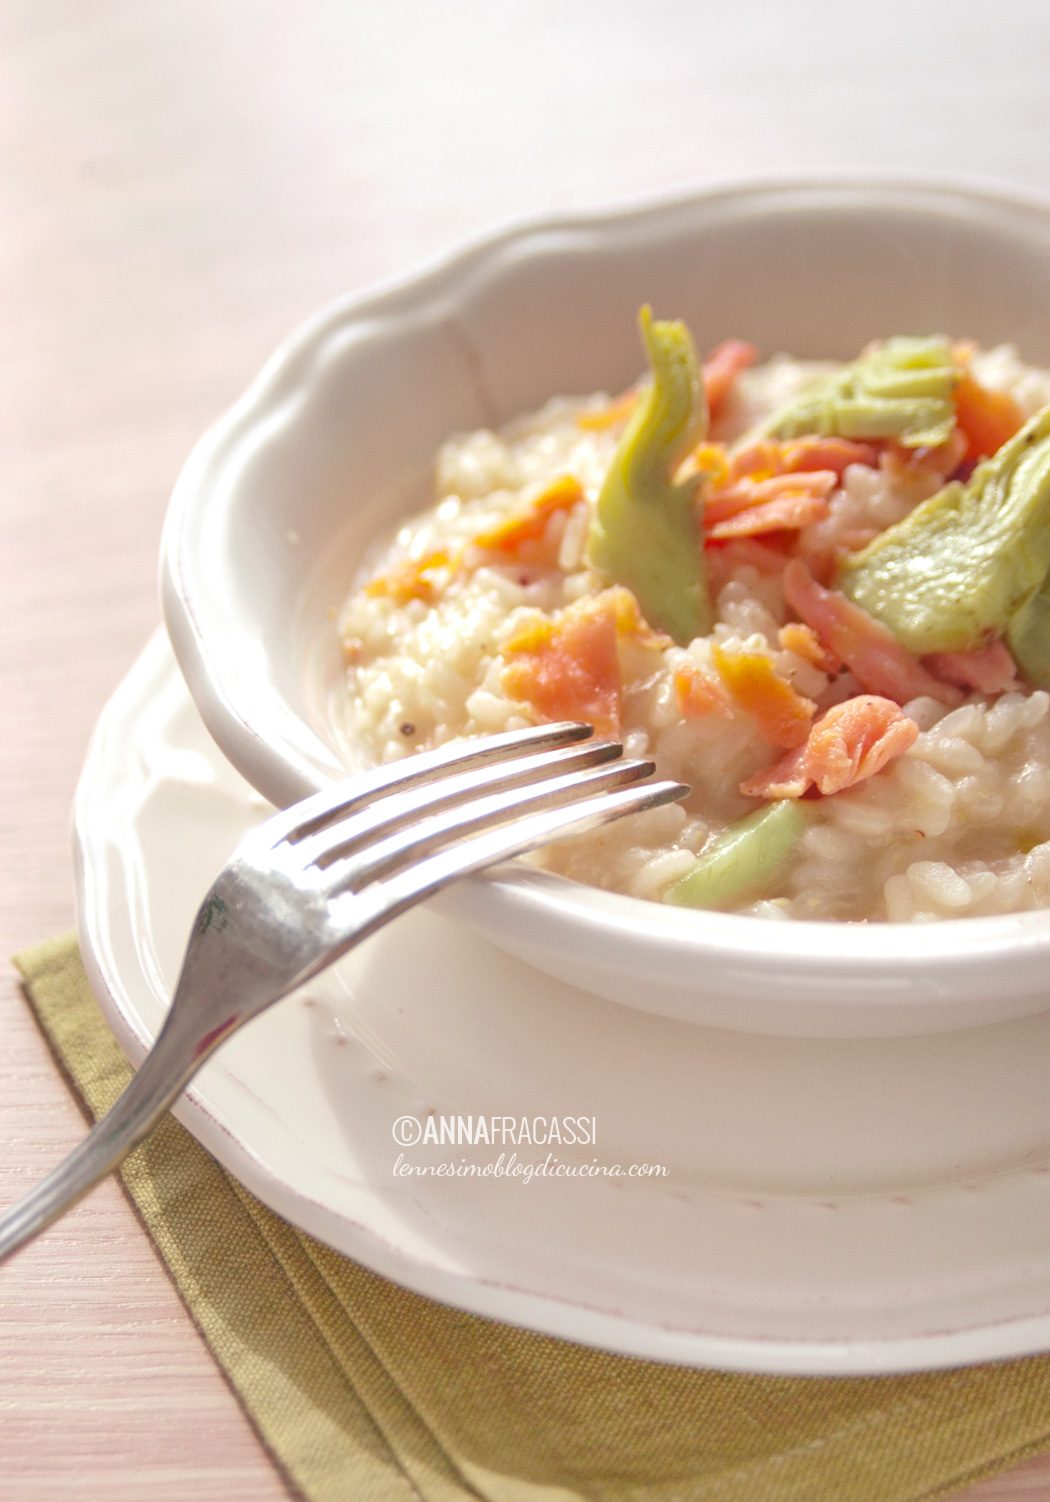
[
  {"xmin": 729, "ymin": 436, "xmax": 878, "ymax": 483},
  {"xmin": 501, "ymin": 586, "xmax": 659, "ymax": 736},
  {"xmin": 705, "ymin": 469, "xmax": 837, "ymax": 525},
  {"xmin": 707, "ymin": 490, "xmax": 829, "ymax": 539},
  {"xmin": 953, "ymin": 368, "xmax": 1026, "ymax": 461},
  {"xmin": 924, "ymin": 639, "xmax": 1020, "ymax": 695},
  {"xmin": 703, "ymin": 339, "xmax": 759, "ymax": 419},
  {"xmin": 776, "ymin": 437, "xmax": 880, "ymax": 475},
  {"xmin": 741, "ymin": 695, "xmax": 919, "ymax": 799},
  {"xmin": 781, "ymin": 559, "xmax": 962, "ymax": 707}
]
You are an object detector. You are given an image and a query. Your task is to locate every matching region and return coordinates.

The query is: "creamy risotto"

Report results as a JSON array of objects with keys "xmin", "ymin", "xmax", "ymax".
[{"xmin": 338, "ymin": 311, "xmax": 1050, "ymax": 921}]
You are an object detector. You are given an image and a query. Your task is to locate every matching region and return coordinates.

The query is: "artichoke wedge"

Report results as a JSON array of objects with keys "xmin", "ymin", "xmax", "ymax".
[
  {"xmin": 587, "ymin": 306, "xmax": 709, "ymax": 645},
  {"xmin": 1007, "ymin": 575, "xmax": 1050, "ymax": 689},
  {"xmin": 764, "ymin": 336, "xmax": 958, "ymax": 449},
  {"xmin": 838, "ymin": 406, "xmax": 1050, "ymax": 655},
  {"xmin": 665, "ymin": 802, "xmax": 808, "ymax": 911}
]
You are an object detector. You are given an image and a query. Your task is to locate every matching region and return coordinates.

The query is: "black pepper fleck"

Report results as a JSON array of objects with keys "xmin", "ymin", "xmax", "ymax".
[{"xmin": 400, "ymin": 721, "xmax": 416, "ymax": 736}]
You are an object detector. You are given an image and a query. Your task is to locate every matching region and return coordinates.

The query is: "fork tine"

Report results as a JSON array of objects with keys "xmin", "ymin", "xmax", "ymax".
[
  {"xmin": 297, "ymin": 738, "xmax": 626, "ymax": 868},
  {"xmin": 318, "ymin": 759, "xmax": 664, "ymax": 893},
  {"xmin": 259, "ymin": 721, "xmax": 593, "ymax": 848},
  {"xmin": 315, "ymin": 779, "xmax": 689, "ymax": 961}
]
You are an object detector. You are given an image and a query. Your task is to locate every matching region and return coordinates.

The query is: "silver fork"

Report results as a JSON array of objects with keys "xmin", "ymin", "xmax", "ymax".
[{"xmin": 0, "ymin": 722, "xmax": 685, "ymax": 1262}]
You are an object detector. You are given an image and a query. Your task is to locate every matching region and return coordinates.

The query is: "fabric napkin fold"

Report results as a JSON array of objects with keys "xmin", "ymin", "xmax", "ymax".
[{"xmin": 15, "ymin": 933, "xmax": 1050, "ymax": 1502}]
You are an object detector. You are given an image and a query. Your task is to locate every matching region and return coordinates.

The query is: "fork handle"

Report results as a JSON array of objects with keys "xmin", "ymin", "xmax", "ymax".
[{"xmin": 0, "ymin": 1009, "xmax": 207, "ymax": 1263}]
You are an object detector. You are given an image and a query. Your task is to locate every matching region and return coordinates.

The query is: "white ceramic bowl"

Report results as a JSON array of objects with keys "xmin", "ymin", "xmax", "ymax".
[{"xmin": 163, "ymin": 177, "xmax": 1050, "ymax": 1038}]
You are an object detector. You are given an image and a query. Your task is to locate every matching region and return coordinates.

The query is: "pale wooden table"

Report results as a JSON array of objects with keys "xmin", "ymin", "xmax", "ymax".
[{"xmin": 3, "ymin": 3, "xmax": 1050, "ymax": 1496}]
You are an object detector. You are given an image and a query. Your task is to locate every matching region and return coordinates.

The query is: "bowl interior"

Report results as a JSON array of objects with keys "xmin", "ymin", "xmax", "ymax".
[{"xmin": 159, "ymin": 179, "xmax": 1050, "ymax": 1031}]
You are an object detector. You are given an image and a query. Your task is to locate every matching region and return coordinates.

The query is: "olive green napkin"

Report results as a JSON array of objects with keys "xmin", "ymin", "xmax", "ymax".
[{"xmin": 16, "ymin": 933, "xmax": 1050, "ymax": 1502}]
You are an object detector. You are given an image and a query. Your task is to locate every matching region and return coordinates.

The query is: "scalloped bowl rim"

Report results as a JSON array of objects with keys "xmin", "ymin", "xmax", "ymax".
[{"xmin": 162, "ymin": 174, "xmax": 1050, "ymax": 1026}]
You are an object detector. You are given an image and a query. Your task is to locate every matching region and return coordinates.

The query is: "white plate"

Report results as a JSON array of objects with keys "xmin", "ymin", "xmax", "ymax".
[{"xmin": 75, "ymin": 633, "xmax": 1050, "ymax": 1374}]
